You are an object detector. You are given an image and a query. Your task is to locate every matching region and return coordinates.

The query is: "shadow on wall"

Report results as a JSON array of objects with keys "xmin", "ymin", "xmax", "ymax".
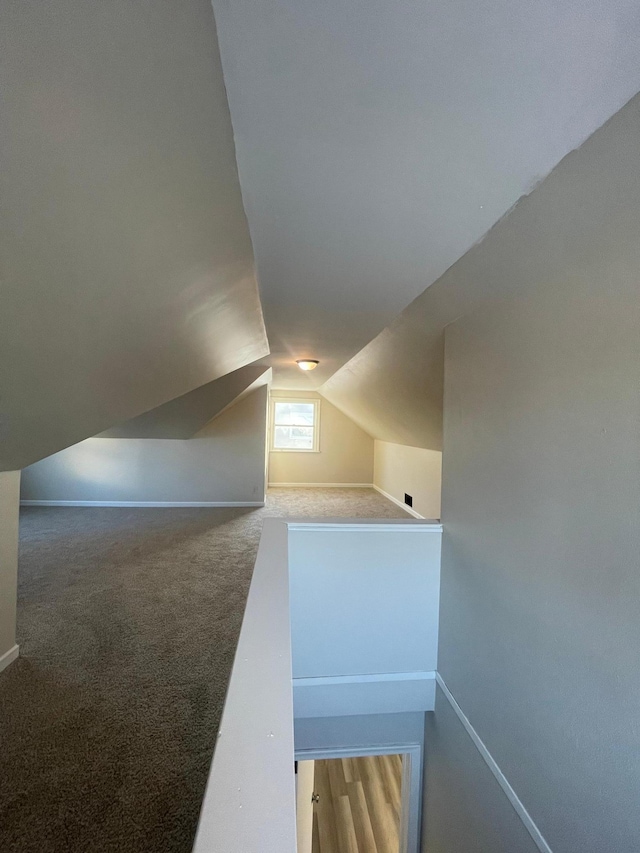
[{"xmin": 20, "ymin": 387, "xmax": 269, "ymax": 505}]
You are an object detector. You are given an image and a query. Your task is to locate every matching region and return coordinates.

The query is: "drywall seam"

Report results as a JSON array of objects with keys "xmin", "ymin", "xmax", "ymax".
[
  {"xmin": 268, "ymin": 482, "xmax": 373, "ymax": 488},
  {"xmin": 20, "ymin": 501, "xmax": 265, "ymax": 508},
  {"xmin": 435, "ymin": 673, "xmax": 553, "ymax": 853},
  {"xmin": 0, "ymin": 644, "xmax": 19, "ymax": 673},
  {"xmin": 372, "ymin": 485, "xmax": 425, "ymax": 519}
]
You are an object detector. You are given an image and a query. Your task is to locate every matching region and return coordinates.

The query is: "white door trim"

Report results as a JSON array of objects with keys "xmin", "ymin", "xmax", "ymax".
[{"xmin": 294, "ymin": 743, "xmax": 422, "ymax": 853}]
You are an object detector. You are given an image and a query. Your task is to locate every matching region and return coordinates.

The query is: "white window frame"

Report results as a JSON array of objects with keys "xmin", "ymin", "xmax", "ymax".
[{"xmin": 270, "ymin": 398, "xmax": 321, "ymax": 453}]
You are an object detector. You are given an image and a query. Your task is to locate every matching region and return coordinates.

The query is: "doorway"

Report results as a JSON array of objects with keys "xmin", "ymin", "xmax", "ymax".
[{"xmin": 296, "ymin": 745, "xmax": 421, "ymax": 853}]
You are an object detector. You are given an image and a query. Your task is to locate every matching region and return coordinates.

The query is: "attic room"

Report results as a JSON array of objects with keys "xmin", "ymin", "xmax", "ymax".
[{"xmin": 1, "ymin": 2, "xmax": 640, "ymax": 853}]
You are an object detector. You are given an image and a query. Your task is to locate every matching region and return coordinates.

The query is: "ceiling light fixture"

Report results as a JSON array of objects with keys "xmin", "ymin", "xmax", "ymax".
[{"xmin": 296, "ymin": 359, "xmax": 319, "ymax": 371}]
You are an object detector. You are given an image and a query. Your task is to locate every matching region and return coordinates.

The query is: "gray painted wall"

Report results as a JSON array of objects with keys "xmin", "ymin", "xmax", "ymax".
[
  {"xmin": 423, "ymin": 688, "xmax": 539, "ymax": 853},
  {"xmin": 21, "ymin": 387, "xmax": 268, "ymax": 504},
  {"xmin": 0, "ymin": 472, "xmax": 21, "ymax": 663},
  {"xmin": 0, "ymin": 0, "xmax": 267, "ymax": 472},
  {"xmin": 437, "ymin": 121, "xmax": 640, "ymax": 851}
]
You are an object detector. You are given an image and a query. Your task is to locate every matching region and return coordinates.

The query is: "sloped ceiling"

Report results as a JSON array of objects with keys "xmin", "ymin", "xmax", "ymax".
[
  {"xmin": 212, "ymin": 0, "xmax": 640, "ymax": 392},
  {"xmin": 0, "ymin": 0, "xmax": 268, "ymax": 472},
  {"xmin": 322, "ymin": 92, "xmax": 640, "ymax": 448},
  {"xmin": 97, "ymin": 363, "xmax": 271, "ymax": 440},
  {"xmin": 4, "ymin": 0, "xmax": 640, "ymax": 470}
]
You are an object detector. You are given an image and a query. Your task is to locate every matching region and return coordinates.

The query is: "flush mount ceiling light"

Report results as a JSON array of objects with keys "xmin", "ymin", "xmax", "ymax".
[{"xmin": 296, "ymin": 359, "xmax": 320, "ymax": 371}]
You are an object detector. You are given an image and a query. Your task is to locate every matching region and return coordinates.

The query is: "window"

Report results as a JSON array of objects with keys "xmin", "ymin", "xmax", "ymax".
[{"xmin": 271, "ymin": 398, "xmax": 320, "ymax": 452}]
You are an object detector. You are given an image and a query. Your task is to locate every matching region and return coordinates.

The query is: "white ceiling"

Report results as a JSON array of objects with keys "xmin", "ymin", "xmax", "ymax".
[{"xmin": 212, "ymin": 0, "xmax": 640, "ymax": 389}]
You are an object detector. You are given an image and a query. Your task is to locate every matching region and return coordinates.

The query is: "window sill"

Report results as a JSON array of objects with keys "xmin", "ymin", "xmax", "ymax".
[{"xmin": 270, "ymin": 449, "xmax": 321, "ymax": 454}]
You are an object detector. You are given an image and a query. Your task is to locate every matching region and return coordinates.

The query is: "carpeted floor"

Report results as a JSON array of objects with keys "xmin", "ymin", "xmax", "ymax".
[{"xmin": 0, "ymin": 488, "xmax": 408, "ymax": 853}]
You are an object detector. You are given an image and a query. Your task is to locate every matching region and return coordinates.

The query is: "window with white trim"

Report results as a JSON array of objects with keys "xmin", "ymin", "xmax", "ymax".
[{"xmin": 270, "ymin": 398, "xmax": 320, "ymax": 452}]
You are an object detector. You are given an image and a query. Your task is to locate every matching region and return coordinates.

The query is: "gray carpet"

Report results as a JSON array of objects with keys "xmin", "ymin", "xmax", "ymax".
[{"xmin": 0, "ymin": 488, "xmax": 408, "ymax": 853}]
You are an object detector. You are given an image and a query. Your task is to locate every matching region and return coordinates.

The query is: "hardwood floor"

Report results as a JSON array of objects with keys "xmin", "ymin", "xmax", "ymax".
[{"xmin": 311, "ymin": 755, "xmax": 402, "ymax": 853}]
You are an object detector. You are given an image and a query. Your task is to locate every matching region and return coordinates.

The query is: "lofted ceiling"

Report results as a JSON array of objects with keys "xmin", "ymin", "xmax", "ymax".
[{"xmin": 212, "ymin": 0, "xmax": 640, "ymax": 391}]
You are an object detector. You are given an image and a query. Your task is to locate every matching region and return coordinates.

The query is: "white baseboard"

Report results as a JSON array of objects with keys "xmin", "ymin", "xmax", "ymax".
[
  {"xmin": 436, "ymin": 673, "xmax": 552, "ymax": 853},
  {"xmin": 268, "ymin": 482, "xmax": 374, "ymax": 489},
  {"xmin": 21, "ymin": 500, "xmax": 265, "ymax": 508},
  {"xmin": 372, "ymin": 484, "xmax": 425, "ymax": 519},
  {"xmin": 0, "ymin": 644, "xmax": 19, "ymax": 674}
]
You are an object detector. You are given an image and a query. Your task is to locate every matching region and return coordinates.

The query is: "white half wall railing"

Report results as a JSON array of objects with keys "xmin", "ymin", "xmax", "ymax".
[
  {"xmin": 192, "ymin": 517, "xmax": 442, "ymax": 853},
  {"xmin": 192, "ymin": 519, "xmax": 296, "ymax": 853}
]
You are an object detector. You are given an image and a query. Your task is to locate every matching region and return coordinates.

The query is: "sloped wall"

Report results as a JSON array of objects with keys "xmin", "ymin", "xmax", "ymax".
[
  {"xmin": 21, "ymin": 388, "xmax": 268, "ymax": 505},
  {"xmin": 322, "ymin": 92, "xmax": 640, "ymax": 454},
  {"xmin": 97, "ymin": 365, "xmax": 270, "ymax": 440},
  {"xmin": 0, "ymin": 0, "xmax": 267, "ymax": 471}
]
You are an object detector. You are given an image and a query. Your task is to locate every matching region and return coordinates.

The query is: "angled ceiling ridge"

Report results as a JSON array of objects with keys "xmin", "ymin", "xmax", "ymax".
[{"xmin": 98, "ymin": 362, "xmax": 270, "ymax": 440}]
